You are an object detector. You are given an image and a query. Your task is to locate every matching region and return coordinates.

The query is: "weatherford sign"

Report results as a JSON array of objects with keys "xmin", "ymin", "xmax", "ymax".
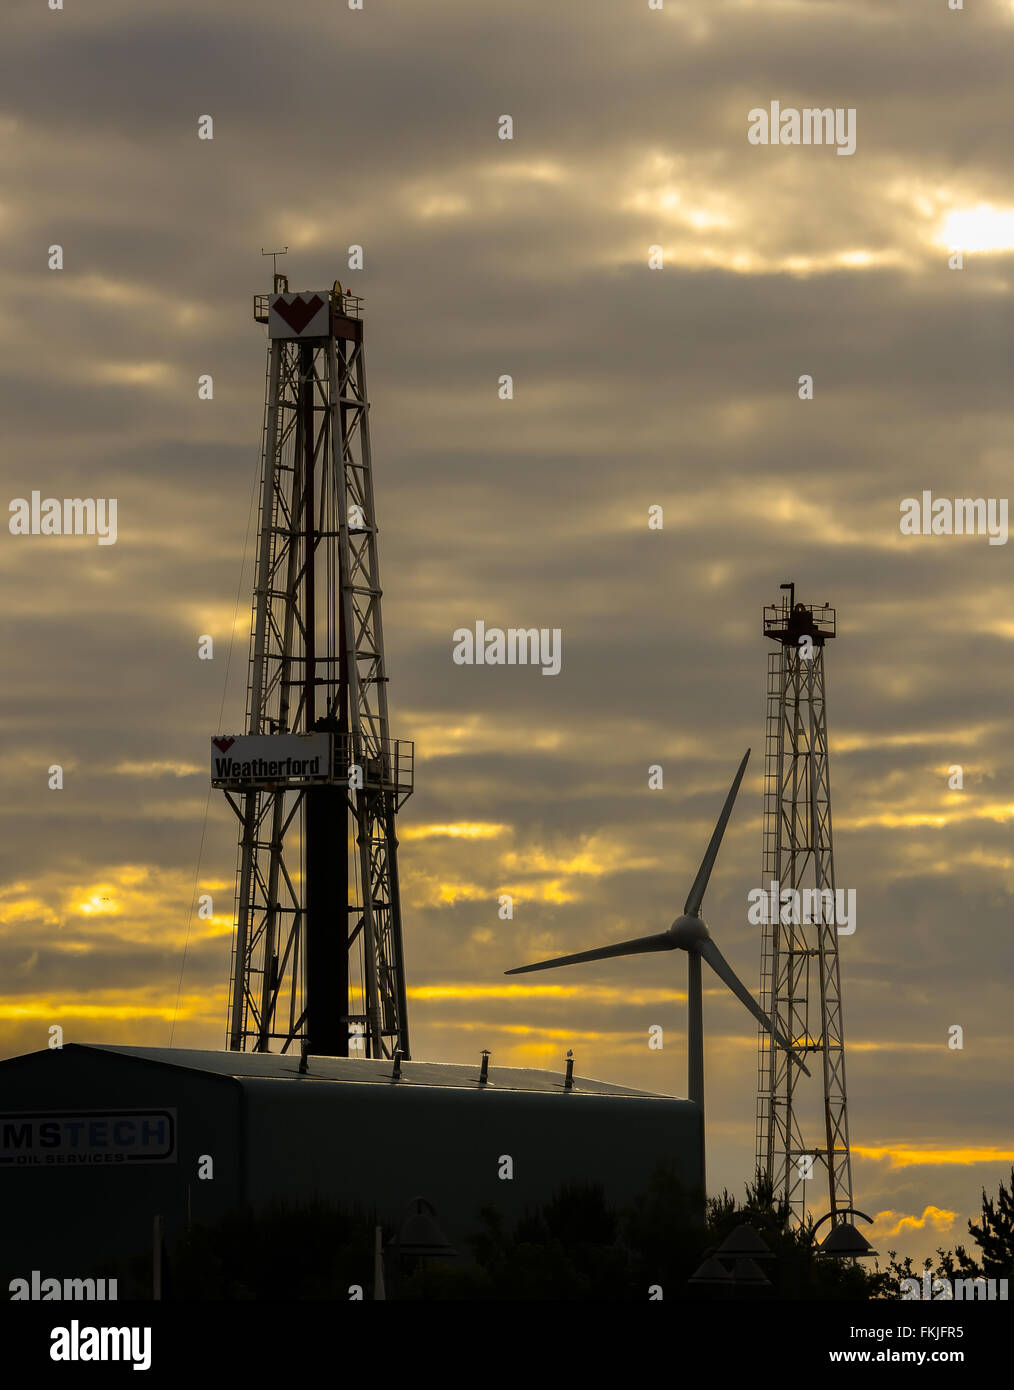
[
  {"xmin": 211, "ymin": 733, "xmax": 332, "ymax": 785},
  {"xmin": 0, "ymin": 1110, "xmax": 177, "ymax": 1166}
]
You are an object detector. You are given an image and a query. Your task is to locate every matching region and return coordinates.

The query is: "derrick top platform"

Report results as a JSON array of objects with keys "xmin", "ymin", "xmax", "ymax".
[
  {"xmin": 763, "ymin": 599, "xmax": 836, "ymax": 646},
  {"xmin": 253, "ymin": 277, "xmax": 363, "ymax": 342}
]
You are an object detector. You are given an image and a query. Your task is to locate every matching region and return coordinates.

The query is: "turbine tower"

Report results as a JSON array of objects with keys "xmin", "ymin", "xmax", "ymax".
[
  {"xmin": 755, "ymin": 583, "xmax": 854, "ymax": 1227},
  {"xmin": 212, "ymin": 274, "xmax": 414, "ymax": 1060},
  {"xmin": 507, "ymin": 750, "xmax": 809, "ymax": 1184}
]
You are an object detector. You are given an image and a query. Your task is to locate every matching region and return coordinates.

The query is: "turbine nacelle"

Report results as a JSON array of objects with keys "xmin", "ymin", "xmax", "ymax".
[{"xmin": 668, "ymin": 914, "xmax": 711, "ymax": 949}]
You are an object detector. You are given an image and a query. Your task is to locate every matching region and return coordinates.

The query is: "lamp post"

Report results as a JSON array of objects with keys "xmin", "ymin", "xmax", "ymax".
[{"xmin": 383, "ymin": 1196, "xmax": 457, "ymax": 1298}]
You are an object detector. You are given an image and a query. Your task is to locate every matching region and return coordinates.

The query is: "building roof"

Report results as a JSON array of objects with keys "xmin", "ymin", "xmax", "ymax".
[{"xmin": 70, "ymin": 1044, "xmax": 672, "ymax": 1098}]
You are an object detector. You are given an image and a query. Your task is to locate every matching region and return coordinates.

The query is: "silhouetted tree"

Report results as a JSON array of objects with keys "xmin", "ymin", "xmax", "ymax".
[
  {"xmin": 875, "ymin": 1167, "xmax": 1014, "ymax": 1298},
  {"xmin": 622, "ymin": 1163, "xmax": 705, "ymax": 1293},
  {"xmin": 137, "ymin": 1164, "xmax": 981, "ymax": 1299},
  {"xmin": 166, "ymin": 1198, "xmax": 376, "ymax": 1299},
  {"xmin": 963, "ymin": 1166, "xmax": 1014, "ymax": 1279}
]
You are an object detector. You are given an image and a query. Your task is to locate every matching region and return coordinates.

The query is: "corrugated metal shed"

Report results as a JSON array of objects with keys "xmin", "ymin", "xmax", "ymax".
[
  {"xmin": 0, "ymin": 1043, "xmax": 702, "ymax": 1290},
  {"xmin": 82, "ymin": 1043, "xmax": 669, "ymax": 1095}
]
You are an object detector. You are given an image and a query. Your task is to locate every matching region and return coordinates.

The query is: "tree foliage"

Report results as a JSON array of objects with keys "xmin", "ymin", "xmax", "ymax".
[{"xmin": 150, "ymin": 1164, "xmax": 1014, "ymax": 1299}]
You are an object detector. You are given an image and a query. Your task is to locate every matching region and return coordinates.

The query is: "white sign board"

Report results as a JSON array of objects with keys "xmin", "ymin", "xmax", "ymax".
[
  {"xmin": 268, "ymin": 291, "xmax": 330, "ymax": 339},
  {"xmin": 211, "ymin": 732, "xmax": 332, "ymax": 784}
]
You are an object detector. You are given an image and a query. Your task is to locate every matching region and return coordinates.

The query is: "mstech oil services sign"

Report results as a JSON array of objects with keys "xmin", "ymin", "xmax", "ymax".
[
  {"xmin": 210, "ymin": 733, "xmax": 331, "ymax": 785},
  {"xmin": 0, "ymin": 1110, "xmax": 177, "ymax": 1167}
]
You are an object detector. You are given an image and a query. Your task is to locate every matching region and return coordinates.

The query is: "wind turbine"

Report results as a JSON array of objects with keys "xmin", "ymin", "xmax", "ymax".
[{"xmin": 505, "ymin": 749, "xmax": 809, "ymax": 1182}]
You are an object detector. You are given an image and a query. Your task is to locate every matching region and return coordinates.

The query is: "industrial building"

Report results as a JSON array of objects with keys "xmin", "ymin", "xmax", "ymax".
[{"xmin": 0, "ymin": 1042, "xmax": 703, "ymax": 1287}]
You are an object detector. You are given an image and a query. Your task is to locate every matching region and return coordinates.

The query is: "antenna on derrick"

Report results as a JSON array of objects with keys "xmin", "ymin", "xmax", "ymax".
[{"xmin": 260, "ymin": 246, "xmax": 289, "ymax": 292}]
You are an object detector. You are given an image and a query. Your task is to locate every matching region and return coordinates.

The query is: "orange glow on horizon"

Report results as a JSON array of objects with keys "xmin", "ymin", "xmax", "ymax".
[{"xmin": 854, "ymin": 1144, "xmax": 1014, "ymax": 1169}]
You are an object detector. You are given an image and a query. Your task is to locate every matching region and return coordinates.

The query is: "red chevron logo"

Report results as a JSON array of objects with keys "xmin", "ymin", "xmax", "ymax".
[
  {"xmin": 212, "ymin": 736, "xmax": 236, "ymax": 752},
  {"xmin": 272, "ymin": 294, "xmax": 325, "ymax": 335}
]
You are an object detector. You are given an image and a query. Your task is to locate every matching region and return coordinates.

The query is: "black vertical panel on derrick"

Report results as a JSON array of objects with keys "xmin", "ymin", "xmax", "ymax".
[
  {"xmin": 306, "ymin": 766, "xmax": 348, "ymax": 1059},
  {"xmin": 303, "ymin": 331, "xmax": 348, "ymax": 1059}
]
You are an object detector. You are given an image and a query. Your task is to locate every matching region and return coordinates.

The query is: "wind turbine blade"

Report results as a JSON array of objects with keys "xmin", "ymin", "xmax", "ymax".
[
  {"xmin": 698, "ymin": 938, "xmax": 810, "ymax": 1077},
  {"xmin": 505, "ymin": 932, "xmax": 673, "ymax": 976},
  {"xmin": 683, "ymin": 749, "xmax": 751, "ymax": 917}
]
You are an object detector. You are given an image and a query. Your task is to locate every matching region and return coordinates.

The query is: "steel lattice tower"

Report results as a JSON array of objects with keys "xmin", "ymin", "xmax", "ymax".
[
  {"xmin": 214, "ymin": 275, "xmax": 413, "ymax": 1060},
  {"xmin": 755, "ymin": 584, "xmax": 853, "ymax": 1228}
]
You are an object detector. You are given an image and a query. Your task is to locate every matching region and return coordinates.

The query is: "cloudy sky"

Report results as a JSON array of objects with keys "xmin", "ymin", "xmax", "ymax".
[{"xmin": 2, "ymin": 0, "xmax": 1013, "ymax": 1268}]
